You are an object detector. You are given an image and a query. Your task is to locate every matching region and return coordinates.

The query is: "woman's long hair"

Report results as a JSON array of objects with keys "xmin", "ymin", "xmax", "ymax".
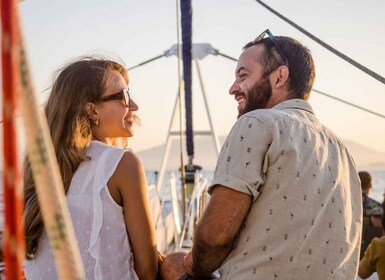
[{"xmin": 24, "ymin": 57, "xmax": 128, "ymax": 258}]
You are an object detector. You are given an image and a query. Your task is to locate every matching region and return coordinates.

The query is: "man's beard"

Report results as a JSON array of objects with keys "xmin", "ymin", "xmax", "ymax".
[{"xmin": 238, "ymin": 76, "xmax": 272, "ymax": 118}]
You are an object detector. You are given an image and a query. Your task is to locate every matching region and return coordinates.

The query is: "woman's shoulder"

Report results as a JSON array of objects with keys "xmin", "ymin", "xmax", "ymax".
[
  {"xmin": 108, "ymin": 149, "xmax": 144, "ymax": 189},
  {"xmin": 115, "ymin": 151, "xmax": 143, "ymax": 176}
]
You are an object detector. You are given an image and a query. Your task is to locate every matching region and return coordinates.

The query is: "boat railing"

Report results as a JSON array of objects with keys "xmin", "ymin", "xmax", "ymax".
[{"xmin": 148, "ymin": 170, "xmax": 211, "ymax": 253}]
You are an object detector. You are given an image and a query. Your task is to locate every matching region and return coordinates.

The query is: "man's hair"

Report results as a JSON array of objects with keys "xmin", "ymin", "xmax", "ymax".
[
  {"xmin": 243, "ymin": 36, "xmax": 315, "ymax": 100},
  {"xmin": 358, "ymin": 171, "xmax": 372, "ymax": 191}
]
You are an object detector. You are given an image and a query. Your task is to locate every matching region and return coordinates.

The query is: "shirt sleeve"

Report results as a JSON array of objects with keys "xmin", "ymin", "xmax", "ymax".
[{"xmin": 208, "ymin": 115, "xmax": 272, "ymax": 202}]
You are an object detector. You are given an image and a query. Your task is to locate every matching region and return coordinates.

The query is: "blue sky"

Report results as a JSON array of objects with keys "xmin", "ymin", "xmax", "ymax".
[{"xmin": 12, "ymin": 0, "xmax": 385, "ymax": 156}]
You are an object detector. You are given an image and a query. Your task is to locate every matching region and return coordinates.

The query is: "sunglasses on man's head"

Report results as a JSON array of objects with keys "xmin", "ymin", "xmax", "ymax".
[
  {"xmin": 94, "ymin": 87, "xmax": 130, "ymax": 107},
  {"xmin": 250, "ymin": 29, "xmax": 289, "ymax": 68}
]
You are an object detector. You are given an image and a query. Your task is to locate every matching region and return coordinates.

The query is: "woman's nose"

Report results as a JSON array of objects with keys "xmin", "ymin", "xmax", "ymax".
[{"xmin": 129, "ymin": 98, "xmax": 138, "ymax": 111}]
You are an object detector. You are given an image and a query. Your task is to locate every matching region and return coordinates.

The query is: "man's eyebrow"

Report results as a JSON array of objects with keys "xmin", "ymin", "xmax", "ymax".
[{"xmin": 236, "ymin": 66, "xmax": 248, "ymax": 75}]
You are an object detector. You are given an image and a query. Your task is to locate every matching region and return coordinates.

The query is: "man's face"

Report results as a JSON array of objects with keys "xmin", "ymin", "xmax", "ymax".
[
  {"xmin": 229, "ymin": 44, "xmax": 272, "ymax": 118},
  {"xmin": 240, "ymin": 75, "xmax": 272, "ymax": 117}
]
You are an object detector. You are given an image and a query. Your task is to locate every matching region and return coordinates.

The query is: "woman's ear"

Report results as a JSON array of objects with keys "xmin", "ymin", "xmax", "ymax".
[{"xmin": 85, "ymin": 102, "xmax": 98, "ymax": 121}]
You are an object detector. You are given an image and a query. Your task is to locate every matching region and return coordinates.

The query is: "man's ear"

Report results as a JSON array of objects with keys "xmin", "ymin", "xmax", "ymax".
[
  {"xmin": 85, "ymin": 102, "xmax": 98, "ymax": 121},
  {"xmin": 271, "ymin": 65, "xmax": 289, "ymax": 89}
]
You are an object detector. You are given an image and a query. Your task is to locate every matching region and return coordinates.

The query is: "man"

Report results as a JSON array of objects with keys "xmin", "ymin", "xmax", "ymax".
[
  {"xmin": 358, "ymin": 171, "xmax": 384, "ymax": 259},
  {"xmin": 161, "ymin": 30, "xmax": 362, "ymax": 280}
]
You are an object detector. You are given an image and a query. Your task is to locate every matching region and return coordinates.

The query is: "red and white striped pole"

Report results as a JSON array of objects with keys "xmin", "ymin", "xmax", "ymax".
[
  {"xmin": 2, "ymin": 0, "xmax": 86, "ymax": 279},
  {"xmin": 1, "ymin": 0, "xmax": 25, "ymax": 278}
]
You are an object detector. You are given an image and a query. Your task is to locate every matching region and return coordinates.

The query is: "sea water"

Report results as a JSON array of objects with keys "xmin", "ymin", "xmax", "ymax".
[
  {"xmin": 147, "ymin": 168, "xmax": 385, "ymax": 203},
  {"xmin": 365, "ymin": 168, "xmax": 385, "ymax": 203}
]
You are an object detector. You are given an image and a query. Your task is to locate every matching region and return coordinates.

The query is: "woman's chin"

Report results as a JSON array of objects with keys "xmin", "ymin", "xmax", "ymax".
[{"xmin": 124, "ymin": 129, "xmax": 134, "ymax": 138}]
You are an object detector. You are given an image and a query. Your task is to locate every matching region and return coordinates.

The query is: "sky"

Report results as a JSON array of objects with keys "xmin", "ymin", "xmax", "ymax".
[{"xmin": 2, "ymin": 0, "xmax": 385, "ymax": 163}]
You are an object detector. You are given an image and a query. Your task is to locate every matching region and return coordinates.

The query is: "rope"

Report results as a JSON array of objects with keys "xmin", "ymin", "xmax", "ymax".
[
  {"xmin": 1, "ymin": 0, "xmax": 24, "ymax": 278},
  {"xmin": 19, "ymin": 38, "xmax": 86, "ymax": 280},
  {"xmin": 181, "ymin": 0, "xmax": 194, "ymax": 160},
  {"xmin": 255, "ymin": 0, "xmax": 385, "ymax": 85},
  {"xmin": 3, "ymin": 1, "xmax": 86, "ymax": 279}
]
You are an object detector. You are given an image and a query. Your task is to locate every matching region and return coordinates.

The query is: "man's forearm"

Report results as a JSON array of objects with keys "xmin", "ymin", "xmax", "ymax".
[
  {"xmin": 191, "ymin": 238, "xmax": 233, "ymax": 279},
  {"xmin": 188, "ymin": 186, "xmax": 252, "ymax": 279}
]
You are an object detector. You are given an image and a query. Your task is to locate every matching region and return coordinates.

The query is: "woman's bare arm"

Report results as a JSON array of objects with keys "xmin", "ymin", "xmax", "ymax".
[{"xmin": 111, "ymin": 152, "xmax": 158, "ymax": 280}]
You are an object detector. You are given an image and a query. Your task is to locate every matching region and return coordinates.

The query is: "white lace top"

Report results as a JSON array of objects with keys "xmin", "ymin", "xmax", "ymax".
[{"xmin": 25, "ymin": 141, "xmax": 139, "ymax": 280}]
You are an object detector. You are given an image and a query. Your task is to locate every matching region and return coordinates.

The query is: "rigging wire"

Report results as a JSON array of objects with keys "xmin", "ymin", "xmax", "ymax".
[
  {"xmin": 255, "ymin": 0, "xmax": 385, "ymax": 85},
  {"xmin": 127, "ymin": 54, "xmax": 165, "ymax": 71},
  {"xmin": 127, "ymin": 49, "xmax": 238, "ymax": 71},
  {"xmin": 312, "ymin": 89, "xmax": 385, "ymax": 119},
  {"xmin": 216, "ymin": 52, "xmax": 238, "ymax": 62}
]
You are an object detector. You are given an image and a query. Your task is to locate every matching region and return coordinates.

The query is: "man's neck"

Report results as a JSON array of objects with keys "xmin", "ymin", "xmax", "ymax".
[{"xmin": 266, "ymin": 90, "xmax": 290, "ymax": 108}]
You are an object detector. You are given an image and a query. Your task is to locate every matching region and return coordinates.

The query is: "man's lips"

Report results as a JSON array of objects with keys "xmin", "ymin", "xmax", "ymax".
[{"xmin": 235, "ymin": 93, "xmax": 246, "ymax": 105}]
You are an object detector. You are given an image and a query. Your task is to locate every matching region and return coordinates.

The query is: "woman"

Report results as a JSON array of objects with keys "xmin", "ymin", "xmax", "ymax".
[{"xmin": 24, "ymin": 57, "xmax": 158, "ymax": 279}]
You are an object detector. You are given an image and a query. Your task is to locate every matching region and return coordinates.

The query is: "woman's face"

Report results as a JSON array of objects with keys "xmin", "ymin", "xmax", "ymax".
[{"xmin": 93, "ymin": 70, "xmax": 138, "ymax": 140}]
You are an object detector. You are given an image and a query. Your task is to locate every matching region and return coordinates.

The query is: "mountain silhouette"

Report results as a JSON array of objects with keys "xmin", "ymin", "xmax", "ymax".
[{"xmin": 137, "ymin": 136, "xmax": 385, "ymax": 171}]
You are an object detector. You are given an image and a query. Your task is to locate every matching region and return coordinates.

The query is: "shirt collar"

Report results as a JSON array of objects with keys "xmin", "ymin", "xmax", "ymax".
[{"xmin": 272, "ymin": 99, "xmax": 315, "ymax": 115}]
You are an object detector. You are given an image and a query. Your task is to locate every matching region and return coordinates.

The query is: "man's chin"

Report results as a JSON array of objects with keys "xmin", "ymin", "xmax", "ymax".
[
  {"xmin": 237, "ymin": 104, "xmax": 246, "ymax": 118},
  {"xmin": 237, "ymin": 109, "xmax": 246, "ymax": 119}
]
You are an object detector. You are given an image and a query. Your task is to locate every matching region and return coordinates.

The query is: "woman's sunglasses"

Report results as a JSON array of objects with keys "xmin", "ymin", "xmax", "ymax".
[{"xmin": 94, "ymin": 87, "xmax": 130, "ymax": 107}]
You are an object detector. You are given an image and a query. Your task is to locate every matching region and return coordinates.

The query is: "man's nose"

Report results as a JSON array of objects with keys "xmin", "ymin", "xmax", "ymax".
[{"xmin": 229, "ymin": 81, "xmax": 241, "ymax": 95}]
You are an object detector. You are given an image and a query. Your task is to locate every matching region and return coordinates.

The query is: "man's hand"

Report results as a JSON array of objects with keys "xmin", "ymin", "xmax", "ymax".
[{"xmin": 159, "ymin": 252, "xmax": 187, "ymax": 280}]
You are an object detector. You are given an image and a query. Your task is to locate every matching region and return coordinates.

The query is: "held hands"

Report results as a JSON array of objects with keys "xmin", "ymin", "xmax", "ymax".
[
  {"xmin": 158, "ymin": 251, "xmax": 166, "ymax": 266},
  {"xmin": 159, "ymin": 252, "xmax": 191, "ymax": 280},
  {"xmin": 184, "ymin": 252, "xmax": 193, "ymax": 276}
]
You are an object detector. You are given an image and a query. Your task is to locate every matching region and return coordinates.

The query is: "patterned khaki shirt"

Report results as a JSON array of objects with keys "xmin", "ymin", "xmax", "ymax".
[{"xmin": 209, "ymin": 99, "xmax": 362, "ymax": 280}]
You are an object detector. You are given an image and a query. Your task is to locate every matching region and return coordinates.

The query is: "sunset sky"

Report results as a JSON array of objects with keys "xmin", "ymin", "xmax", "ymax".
[{"xmin": 6, "ymin": 0, "xmax": 385, "ymax": 160}]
